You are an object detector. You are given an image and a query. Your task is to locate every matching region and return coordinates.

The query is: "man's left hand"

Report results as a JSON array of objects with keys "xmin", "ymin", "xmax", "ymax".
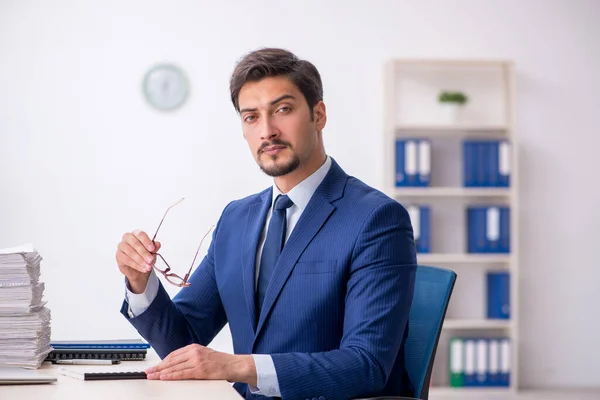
[{"xmin": 145, "ymin": 344, "xmax": 257, "ymax": 386}]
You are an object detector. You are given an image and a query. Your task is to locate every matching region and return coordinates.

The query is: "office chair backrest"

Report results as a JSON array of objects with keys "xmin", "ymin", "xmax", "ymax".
[{"xmin": 405, "ymin": 265, "xmax": 456, "ymax": 399}]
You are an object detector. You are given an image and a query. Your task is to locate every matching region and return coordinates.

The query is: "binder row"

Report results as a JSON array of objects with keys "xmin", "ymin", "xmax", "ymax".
[
  {"xmin": 395, "ymin": 139, "xmax": 431, "ymax": 186},
  {"xmin": 394, "ymin": 138, "xmax": 512, "ymax": 187},
  {"xmin": 449, "ymin": 337, "xmax": 511, "ymax": 387},
  {"xmin": 467, "ymin": 206, "xmax": 510, "ymax": 253},
  {"xmin": 463, "ymin": 140, "xmax": 511, "ymax": 187},
  {"xmin": 405, "ymin": 205, "xmax": 511, "ymax": 254}
]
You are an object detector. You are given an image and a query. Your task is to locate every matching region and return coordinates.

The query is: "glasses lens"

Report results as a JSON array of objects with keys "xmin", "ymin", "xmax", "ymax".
[
  {"xmin": 164, "ymin": 273, "xmax": 188, "ymax": 287},
  {"xmin": 153, "ymin": 253, "xmax": 170, "ymax": 274}
]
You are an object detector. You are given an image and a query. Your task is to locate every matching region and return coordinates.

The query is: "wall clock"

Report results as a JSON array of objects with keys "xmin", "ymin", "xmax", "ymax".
[{"xmin": 142, "ymin": 63, "xmax": 189, "ymax": 111}]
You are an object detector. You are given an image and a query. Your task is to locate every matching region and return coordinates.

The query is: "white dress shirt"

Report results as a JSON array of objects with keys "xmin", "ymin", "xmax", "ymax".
[{"xmin": 125, "ymin": 155, "xmax": 332, "ymax": 398}]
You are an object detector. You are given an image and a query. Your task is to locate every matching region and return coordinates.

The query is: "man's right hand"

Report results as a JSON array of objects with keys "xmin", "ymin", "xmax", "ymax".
[{"xmin": 116, "ymin": 230, "xmax": 161, "ymax": 294}]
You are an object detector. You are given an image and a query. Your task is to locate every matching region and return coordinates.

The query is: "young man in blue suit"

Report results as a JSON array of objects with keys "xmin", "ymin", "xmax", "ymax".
[{"xmin": 116, "ymin": 48, "xmax": 417, "ymax": 400}]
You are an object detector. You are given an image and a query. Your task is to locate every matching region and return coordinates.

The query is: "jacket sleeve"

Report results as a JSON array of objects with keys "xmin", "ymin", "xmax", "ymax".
[{"xmin": 270, "ymin": 200, "xmax": 417, "ymax": 400}]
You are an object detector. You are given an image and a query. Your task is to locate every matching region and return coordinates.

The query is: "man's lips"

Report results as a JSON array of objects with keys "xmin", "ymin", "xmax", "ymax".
[{"xmin": 262, "ymin": 145, "xmax": 287, "ymax": 154}]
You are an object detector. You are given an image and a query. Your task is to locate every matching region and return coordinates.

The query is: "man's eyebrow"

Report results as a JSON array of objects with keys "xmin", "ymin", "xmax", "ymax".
[
  {"xmin": 269, "ymin": 94, "xmax": 296, "ymax": 105},
  {"xmin": 239, "ymin": 94, "xmax": 296, "ymax": 114}
]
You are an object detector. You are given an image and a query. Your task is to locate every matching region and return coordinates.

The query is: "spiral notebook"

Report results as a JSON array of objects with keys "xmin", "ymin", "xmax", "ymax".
[
  {"xmin": 46, "ymin": 349, "xmax": 147, "ymax": 362},
  {"xmin": 45, "ymin": 339, "xmax": 149, "ymax": 363}
]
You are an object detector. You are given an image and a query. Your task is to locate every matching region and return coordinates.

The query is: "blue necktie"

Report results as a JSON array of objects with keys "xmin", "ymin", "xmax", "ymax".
[{"xmin": 256, "ymin": 194, "xmax": 294, "ymax": 315}]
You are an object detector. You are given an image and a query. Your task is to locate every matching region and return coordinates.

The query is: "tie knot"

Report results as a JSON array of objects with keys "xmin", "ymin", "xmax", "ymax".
[{"xmin": 274, "ymin": 194, "xmax": 294, "ymax": 211}]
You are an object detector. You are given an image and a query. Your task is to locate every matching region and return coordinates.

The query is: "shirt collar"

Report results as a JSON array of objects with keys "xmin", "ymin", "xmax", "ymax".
[{"xmin": 271, "ymin": 155, "xmax": 332, "ymax": 211}]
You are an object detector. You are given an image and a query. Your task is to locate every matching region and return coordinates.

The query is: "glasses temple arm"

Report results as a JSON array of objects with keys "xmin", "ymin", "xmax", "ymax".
[
  {"xmin": 151, "ymin": 197, "xmax": 185, "ymax": 242},
  {"xmin": 185, "ymin": 225, "xmax": 216, "ymax": 279}
]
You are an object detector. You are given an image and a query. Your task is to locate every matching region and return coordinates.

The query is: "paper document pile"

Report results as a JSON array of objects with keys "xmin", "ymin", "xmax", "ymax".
[{"xmin": 0, "ymin": 244, "xmax": 52, "ymax": 368}]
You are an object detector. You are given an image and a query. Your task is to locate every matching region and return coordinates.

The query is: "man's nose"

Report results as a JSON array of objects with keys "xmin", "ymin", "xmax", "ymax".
[{"xmin": 260, "ymin": 117, "xmax": 280, "ymax": 141}]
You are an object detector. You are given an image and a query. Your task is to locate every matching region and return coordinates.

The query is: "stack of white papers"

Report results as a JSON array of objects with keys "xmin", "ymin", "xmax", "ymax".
[{"xmin": 0, "ymin": 244, "xmax": 52, "ymax": 369}]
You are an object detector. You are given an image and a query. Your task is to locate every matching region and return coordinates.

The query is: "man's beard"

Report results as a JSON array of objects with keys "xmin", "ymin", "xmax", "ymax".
[
  {"xmin": 257, "ymin": 140, "xmax": 300, "ymax": 177},
  {"xmin": 259, "ymin": 152, "xmax": 300, "ymax": 177}
]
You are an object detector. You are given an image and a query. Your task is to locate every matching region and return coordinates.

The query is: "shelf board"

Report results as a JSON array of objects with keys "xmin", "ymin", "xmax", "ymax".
[
  {"xmin": 396, "ymin": 124, "xmax": 508, "ymax": 133},
  {"xmin": 442, "ymin": 319, "xmax": 513, "ymax": 330},
  {"xmin": 394, "ymin": 59, "xmax": 513, "ymax": 67},
  {"xmin": 430, "ymin": 386, "xmax": 512, "ymax": 396},
  {"xmin": 394, "ymin": 187, "xmax": 512, "ymax": 197},
  {"xmin": 418, "ymin": 253, "xmax": 511, "ymax": 264}
]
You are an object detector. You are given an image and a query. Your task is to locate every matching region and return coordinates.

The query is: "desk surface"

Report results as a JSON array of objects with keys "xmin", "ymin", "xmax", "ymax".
[{"xmin": 0, "ymin": 350, "xmax": 243, "ymax": 399}]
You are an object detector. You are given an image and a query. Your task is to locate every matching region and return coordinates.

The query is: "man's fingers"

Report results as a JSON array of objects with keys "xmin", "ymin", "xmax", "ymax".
[
  {"xmin": 158, "ymin": 369, "xmax": 195, "ymax": 380},
  {"xmin": 144, "ymin": 345, "xmax": 225, "ymax": 381},
  {"xmin": 117, "ymin": 242, "xmax": 151, "ymax": 273},
  {"xmin": 167, "ymin": 344, "xmax": 201, "ymax": 361},
  {"xmin": 150, "ymin": 360, "xmax": 195, "ymax": 380},
  {"xmin": 115, "ymin": 249, "xmax": 139, "ymax": 272},
  {"xmin": 133, "ymin": 229, "xmax": 156, "ymax": 253},
  {"xmin": 146, "ymin": 344, "xmax": 204, "ymax": 372},
  {"xmin": 146, "ymin": 348, "xmax": 191, "ymax": 374},
  {"xmin": 125, "ymin": 233, "xmax": 155, "ymax": 266}
]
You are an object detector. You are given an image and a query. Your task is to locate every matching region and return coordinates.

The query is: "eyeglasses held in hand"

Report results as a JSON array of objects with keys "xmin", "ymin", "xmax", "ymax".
[{"xmin": 151, "ymin": 197, "xmax": 214, "ymax": 287}]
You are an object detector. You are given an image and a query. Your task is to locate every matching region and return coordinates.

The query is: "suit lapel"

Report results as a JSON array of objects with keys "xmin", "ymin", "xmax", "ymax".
[
  {"xmin": 253, "ymin": 158, "xmax": 348, "ymax": 343},
  {"xmin": 242, "ymin": 189, "xmax": 272, "ymax": 333}
]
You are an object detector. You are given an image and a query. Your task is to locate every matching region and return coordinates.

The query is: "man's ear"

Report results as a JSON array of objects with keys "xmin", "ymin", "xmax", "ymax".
[{"xmin": 313, "ymin": 101, "xmax": 327, "ymax": 131}]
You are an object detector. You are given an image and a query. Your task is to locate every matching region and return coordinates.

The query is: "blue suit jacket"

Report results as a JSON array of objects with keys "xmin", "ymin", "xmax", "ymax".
[{"xmin": 121, "ymin": 158, "xmax": 417, "ymax": 400}]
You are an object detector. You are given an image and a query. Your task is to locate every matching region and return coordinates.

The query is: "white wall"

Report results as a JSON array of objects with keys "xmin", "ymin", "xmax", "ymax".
[{"xmin": 1, "ymin": 0, "xmax": 599, "ymax": 389}]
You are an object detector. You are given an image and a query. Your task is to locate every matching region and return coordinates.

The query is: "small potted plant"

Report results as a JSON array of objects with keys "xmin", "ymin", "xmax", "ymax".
[{"xmin": 438, "ymin": 90, "xmax": 468, "ymax": 123}]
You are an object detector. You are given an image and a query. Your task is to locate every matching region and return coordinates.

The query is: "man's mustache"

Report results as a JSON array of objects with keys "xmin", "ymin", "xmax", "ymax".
[{"xmin": 258, "ymin": 139, "xmax": 291, "ymax": 154}]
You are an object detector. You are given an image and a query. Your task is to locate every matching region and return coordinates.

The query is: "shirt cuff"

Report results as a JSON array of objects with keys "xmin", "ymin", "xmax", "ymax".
[
  {"xmin": 248, "ymin": 354, "xmax": 281, "ymax": 397},
  {"xmin": 124, "ymin": 270, "xmax": 160, "ymax": 318}
]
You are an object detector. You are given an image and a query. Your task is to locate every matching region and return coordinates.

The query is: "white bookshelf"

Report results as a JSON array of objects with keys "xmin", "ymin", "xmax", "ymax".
[
  {"xmin": 443, "ymin": 319, "xmax": 514, "ymax": 330},
  {"xmin": 430, "ymin": 386, "xmax": 511, "ymax": 397},
  {"xmin": 417, "ymin": 254, "xmax": 512, "ymax": 265},
  {"xmin": 396, "ymin": 124, "xmax": 508, "ymax": 135},
  {"xmin": 383, "ymin": 59, "xmax": 519, "ymax": 393},
  {"xmin": 395, "ymin": 187, "xmax": 512, "ymax": 198}
]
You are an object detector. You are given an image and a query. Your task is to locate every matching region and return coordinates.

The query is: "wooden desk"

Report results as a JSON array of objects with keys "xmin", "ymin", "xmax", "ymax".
[{"xmin": 0, "ymin": 350, "xmax": 243, "ymax": 399}]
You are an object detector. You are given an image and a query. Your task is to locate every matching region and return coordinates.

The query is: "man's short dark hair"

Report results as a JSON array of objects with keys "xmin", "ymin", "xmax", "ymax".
[{"xmin": 229, "ymin": 48, "xmax": 323, "ymax": 116}]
